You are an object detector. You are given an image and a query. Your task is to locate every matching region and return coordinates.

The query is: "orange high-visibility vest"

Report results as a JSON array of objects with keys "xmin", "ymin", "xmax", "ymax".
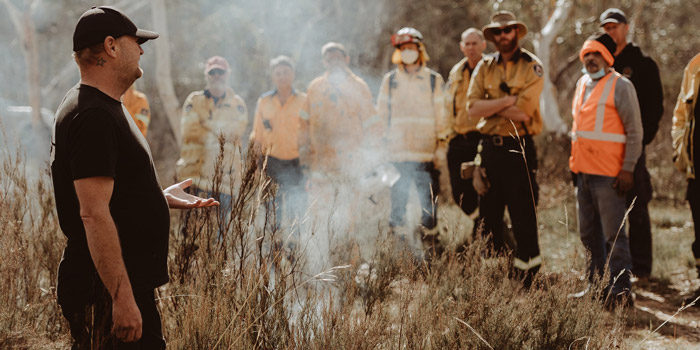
[{"xmin": 569, "ymin": 72, "xmax": 626, "ymax": 177}]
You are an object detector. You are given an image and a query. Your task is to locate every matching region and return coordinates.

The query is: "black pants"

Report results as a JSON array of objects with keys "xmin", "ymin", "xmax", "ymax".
[
  {"xmin": 625, "ymin": 150, "xmax": 654, "ymax": 277},
  {"xmin": 390, "ymin": 161, "xmax": 440, "ymax": 229},
  {"xmin": 479, "ymin": 135, "xmax": 540, "ymax": 267},
  {"xmin": 59, "ymin": 283, "xmax": 165, "ymax": 350},
  {"xmin": 447, "ymin": 132, "xmax": 481, "ymax": 215},
  {"xmin": 266, "ymin": 157, "xmax": 307, "ymax": 225},
  {"xmin": 687, "ymin": 178, "xmax": 700, "ymax": 275}
]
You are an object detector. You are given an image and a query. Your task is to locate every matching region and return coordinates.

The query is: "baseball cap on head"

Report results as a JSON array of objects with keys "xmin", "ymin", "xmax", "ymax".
[
  {"xmin": 73, "ymin": 6, "xmax": 159, "ymax": 52},
  {"xmin": 205, "ymin": 56, "xmax": 230, "ymax": 73},
  {"xmin": 599, "ymin": 8, "xmax": 628, "ymax": 26}
]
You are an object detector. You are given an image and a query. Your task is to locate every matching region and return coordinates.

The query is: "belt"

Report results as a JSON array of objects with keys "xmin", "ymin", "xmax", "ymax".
[{"xmin": 482, "ymin": 134, "xmax": 524, "ymax": 147}]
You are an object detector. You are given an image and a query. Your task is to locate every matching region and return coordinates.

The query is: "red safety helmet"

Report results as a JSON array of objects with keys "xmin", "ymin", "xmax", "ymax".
[{"xmin": 391, "ymin": 27, "xmax": 423, "ymax": 47}]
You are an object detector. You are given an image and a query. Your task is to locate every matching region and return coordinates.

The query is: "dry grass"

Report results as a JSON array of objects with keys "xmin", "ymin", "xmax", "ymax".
[{"xmin": 3, "ymin": 137, "xmax": 692, "ymax": 349}]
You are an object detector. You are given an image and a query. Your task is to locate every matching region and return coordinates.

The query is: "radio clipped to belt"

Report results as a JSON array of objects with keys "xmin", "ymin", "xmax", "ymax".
[{"xmin": 460, "ymin": 141, "xmax": 490, "ymax": 195}]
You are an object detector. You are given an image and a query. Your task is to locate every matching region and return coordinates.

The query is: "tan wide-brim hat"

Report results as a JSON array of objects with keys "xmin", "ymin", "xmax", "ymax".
[{"xmin": 482, "ymin": 11, "xmax": 528, "ymax": 43}]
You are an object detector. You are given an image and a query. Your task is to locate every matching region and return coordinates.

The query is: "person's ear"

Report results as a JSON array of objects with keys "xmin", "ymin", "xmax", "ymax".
[{"xmin": 103, "ymin": 36, "xmax": 118, "ymax": 58}]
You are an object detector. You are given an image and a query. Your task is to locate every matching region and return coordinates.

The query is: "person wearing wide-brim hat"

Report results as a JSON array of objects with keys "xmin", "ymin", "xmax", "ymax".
[
  {"xmin": 466, "ymin": 10, "xmax": 545, "ymax": 289},
  {"xmin": 481, "ymin": 11, "xmax": 528, "ymax": 43}
]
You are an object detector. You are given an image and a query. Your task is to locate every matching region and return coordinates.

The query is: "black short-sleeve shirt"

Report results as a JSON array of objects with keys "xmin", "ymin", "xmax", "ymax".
[{"xmin": 51, "ymin": 84, "xmax": 170, "ymax": 301}]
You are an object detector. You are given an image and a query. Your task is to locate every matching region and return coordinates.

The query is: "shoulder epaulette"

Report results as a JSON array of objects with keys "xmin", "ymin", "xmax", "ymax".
[
  {"xmin": 260, "ymin": 90, "xmax": 276, "ymax": 99},
  {"xmin": 521, "ymin": 50, "xmax": 534, "ymax": 62}
]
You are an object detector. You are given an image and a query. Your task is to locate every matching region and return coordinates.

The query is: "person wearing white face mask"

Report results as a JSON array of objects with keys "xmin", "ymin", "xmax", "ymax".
[
  {"xmin": 376, "ymin": 27, "xmax": 449, "ymax": 259},
  {"xmin": 569, "ymin": 32, "xmax": 642, "ymax": 309}
]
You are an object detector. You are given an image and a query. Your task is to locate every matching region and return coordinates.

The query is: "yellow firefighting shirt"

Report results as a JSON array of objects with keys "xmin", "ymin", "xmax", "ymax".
[
  {"xmin": 122, "ymin": 88, "xmax": 150, "ymax": 137},
  {"xmin": 251, "ymin": 89, "xmax": 306, "ymax": 160},
  {"xmin": 376, "ymin": 65, "xmax": 447, "ymax": 163},
  {"xmin": 467, "ymin": 48, "xmax": 544, "ymax": 136},
  {"xmin": 178, "ymin": 87, "xmax": 248, "ymax": 194},
  {"xmin": 299, "ymin": 69, "xmax": 380, "ymax": 174},
  {"xmin": 445, "ymin": 55, "xmax": 483, "ymax": 135}
]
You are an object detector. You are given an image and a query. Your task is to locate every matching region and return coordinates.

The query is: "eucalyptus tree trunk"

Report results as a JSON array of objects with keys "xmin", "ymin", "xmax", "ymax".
[
  {"xmin": 151, "ymin": 0, "xmax": 182, "ymax": 146},
  {"xmin": 532, "ymin": 0, "xmax": 572, "ymax": 134}
]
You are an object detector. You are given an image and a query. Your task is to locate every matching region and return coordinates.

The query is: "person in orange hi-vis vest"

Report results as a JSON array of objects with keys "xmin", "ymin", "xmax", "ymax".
[
  {"xmin": 570, "ymin": 32, "xmax": 642, "ymax": 309},
  {"xmin": 122, "ymin": 84, "xmax": 150, "ymax": 137}
]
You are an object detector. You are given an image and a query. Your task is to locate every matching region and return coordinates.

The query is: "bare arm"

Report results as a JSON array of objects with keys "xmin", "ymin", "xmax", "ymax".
[
  {"xmin": 468, "ymin": 95, "xmax": 517, "ymax": 119},
  {"xmin": 74, "ymin": 176, "xmax": 142, "ymax": 343}
]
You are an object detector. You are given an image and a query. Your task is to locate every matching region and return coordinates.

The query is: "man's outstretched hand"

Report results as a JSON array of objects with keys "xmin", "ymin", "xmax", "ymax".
[{"xmin": 164, "ymin": 179, "xmax": 220, "ymax": 209}]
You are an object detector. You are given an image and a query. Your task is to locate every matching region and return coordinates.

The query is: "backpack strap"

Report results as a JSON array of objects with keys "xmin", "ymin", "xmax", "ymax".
[{"xmin": 387, "ymin": 71, "xmax": 397, "ymax": 126}]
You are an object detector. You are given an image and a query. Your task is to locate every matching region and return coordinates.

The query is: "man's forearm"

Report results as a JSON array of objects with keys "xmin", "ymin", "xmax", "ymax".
[
  {"xmin": 497, "ymin": 105, "xmax": 530, "ymax": 122},
  {"xmin": 468, "ymin": 96, "xmax": 513, "ymax": 118},
  {"xmin": 82, "ymin": 212, "xmax": 135, "ymax": 303}
]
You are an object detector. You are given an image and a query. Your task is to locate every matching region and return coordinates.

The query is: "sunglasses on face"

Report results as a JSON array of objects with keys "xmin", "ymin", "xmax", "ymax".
[
  {"xmin": 208, "ymin": 69, "xmax": 226, "ymax": 76},
  {"xmin": 492, "ymin": 26, "xmax": 515, "ymax": 36}
]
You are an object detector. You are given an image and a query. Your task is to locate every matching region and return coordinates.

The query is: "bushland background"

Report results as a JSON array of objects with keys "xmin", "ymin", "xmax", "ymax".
[{"xmin": 1, "ymin": 0, "xmax": 700, "ymax": 349}]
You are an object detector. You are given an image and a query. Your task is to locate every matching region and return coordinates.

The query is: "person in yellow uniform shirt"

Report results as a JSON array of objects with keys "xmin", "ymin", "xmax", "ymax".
[
  {"xmin": 177, "ymin": 56, "xmax": 248, "ymax": 211},
  {"xmin": 445, "ymin": 28, "xmax": 487, "ymax": 227},
  {"xmin": 251, "ymin": 55, "xmax": 307, "ymax": 226},
  {"xmin": 298, "ymin": 42, "xmax": 380, "ymax": 240},
  {"xmin": 672, "ymin": 52, "xmax": 700, "ymax": 306},
  {"xmin": 122, "ymin": 84, "xmax": 150, "ymax": 137},
  {"xmin": 376, "ymin": 27, "xmax": 447, "ymax": 257},
  {"xmin": 466, "ymin": 11, "xmax": 544, "ymax": 288}
]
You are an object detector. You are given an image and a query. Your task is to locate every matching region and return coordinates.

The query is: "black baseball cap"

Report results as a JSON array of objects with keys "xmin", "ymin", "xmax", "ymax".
[
  {"xmin": 73, "ymin": 6, "xmax": 159, "ymax": 52},
  {"xmin": 599, "ymin": 8, "xmax": 628, "ymax": 26}
]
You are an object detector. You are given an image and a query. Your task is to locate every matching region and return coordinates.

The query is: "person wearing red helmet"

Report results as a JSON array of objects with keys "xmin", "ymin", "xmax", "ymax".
[{"xmin": 377, "ymin": 27, "xmax": 449, "ymax": 257}]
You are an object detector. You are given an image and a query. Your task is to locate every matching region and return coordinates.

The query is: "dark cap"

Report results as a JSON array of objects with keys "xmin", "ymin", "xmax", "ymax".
[
  {"xmin": 599, "ymin": 8, "xmax": 628, "ymax": 26},
  {"xmin": 73, "ymin": 6, "xmax": 159, "ymax": 52},
  {"xmin": 205, "ymin": 56, "xmax": 230, "ymax": 73}
]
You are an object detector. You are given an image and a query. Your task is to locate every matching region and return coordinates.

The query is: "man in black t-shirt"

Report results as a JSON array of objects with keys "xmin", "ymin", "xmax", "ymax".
[
  {"xmin": 51, "ymin": 7, "xmax": 218, "ymax": 349},
  {"xmin": 601, "ymin": 8, "xmax": 664, "ymax": 280}
]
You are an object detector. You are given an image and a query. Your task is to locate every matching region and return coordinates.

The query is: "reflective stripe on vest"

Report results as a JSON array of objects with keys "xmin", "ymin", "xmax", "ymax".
[
  {"xmin": 572, "ymin": 74, "xmax": 626, "ymax": 143},
  {"xmin": 570, "ymin": 72, "xmax": 626, "ymax": 177}
]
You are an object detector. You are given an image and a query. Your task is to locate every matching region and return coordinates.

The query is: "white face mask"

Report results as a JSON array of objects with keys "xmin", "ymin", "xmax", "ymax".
[{"xmin": 401, "ymin": 49, "xmax": 419, "ymax": 64}]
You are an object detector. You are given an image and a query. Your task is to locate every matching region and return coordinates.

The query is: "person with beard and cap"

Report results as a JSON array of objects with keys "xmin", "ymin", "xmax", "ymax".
[
  {"xmin": 466, "ymin": 11, "xmax": 544, "ymax": 287},
  {"xmin": 672, "ymin": 52, "xmax": 700, "ymax": 306},
  {"xmin": 51, "ymin": 6, "xmax": 218, "ymax": 348},
  {"xmin": 570, "ymin": 32, "xmax": 642, "ymax": 309},
  {"xmin": 376, "ymin": 27, "xmax": 448, "ymax": 257},
  {"xmin": 298, "ymin": 42, "xmax": 380, "ymax": 237},
  {"xmin": 600, "ymin": 8, "xmax": 664, "ymax": 282},
  {"xmin": 445, "ymin": 28, "xmax": 487, "ymax": 235},
  {"xmin": 177, "ymin": 55, "xmax": 248, "ymax": 211}
]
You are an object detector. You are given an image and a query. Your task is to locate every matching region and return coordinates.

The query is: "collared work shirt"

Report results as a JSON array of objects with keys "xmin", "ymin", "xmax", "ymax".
[
  {"xmin": 445, "ymin": 56, "xmax": 482, "ymax": 135},
  {"xmin": 122, "ymin": 88, "xmax": 150, "ymax": 137},
  {"xmin": 252, "ymin": 89, "xmax": 306, "ymax": 160},
  {"xmin": 376, "ymin": 65, "xmax": 447, "ymax": 163},
  {"xmin": 178, "ymin": 87, "xmax": 248, "ymax": 194},
  {"xmin": 467, "ymin": 48, "xmax": 544, "ymax": 137},
  {"xmin": 299, "ymin": 70, "xmax": 379, "ymax": 174}
]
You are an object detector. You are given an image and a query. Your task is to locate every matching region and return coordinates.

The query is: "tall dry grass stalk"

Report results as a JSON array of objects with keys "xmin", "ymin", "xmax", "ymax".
[{"xmin": 0, "ymin": 137, "xmax": 634, "ymax": 349}]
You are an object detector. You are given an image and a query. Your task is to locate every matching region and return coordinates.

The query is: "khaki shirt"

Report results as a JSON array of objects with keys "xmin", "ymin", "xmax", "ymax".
[
  {"xmin": 467, "ymin": 48, "xmax": 544, "ymax": 136},
  {"xmin": 672, "ymin": 53, "xmax": 700, "ymax": 178},
  {"xmin": 376, "ymin": 65, "xmax": 447, "ymax": 162},
  {"xmin": 299, "ymin": 70, "xmax": 379, "ymax": 174},
  {"xmin": 445, "ymin": 56, "xmax": 482, "ymax": 135},
  {"xmin": 251, "ymin": 89, "xmax": 306, "ymax": 161},
  {"xmin": 122, "ymin": 88, "xmax": 150, "ymax": 137},
  {"xmin": 178, "ymin": 87, "xmax": 248, "ymax": 194}
]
